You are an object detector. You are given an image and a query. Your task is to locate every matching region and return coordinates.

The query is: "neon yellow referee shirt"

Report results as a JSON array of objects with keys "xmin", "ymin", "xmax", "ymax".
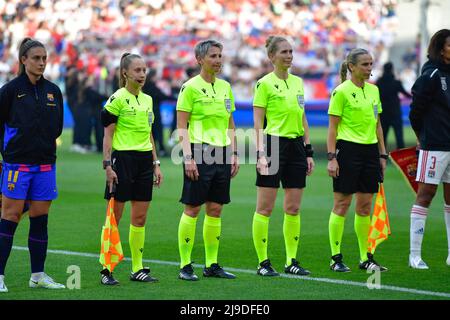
[
  {"xmin": 176, "ymin": 75, "xmax": 235, "ymax": 147},
  {"xmin": 104, "ymin": 87, "xmax": 154, "ymax": 151},
  {"xmin": 253, "ymin": 72, "xmax": 306, "ymax": 138},
  {"xmin": 328, "ymin": 80, "xmax": 382, "ymax": 144}
]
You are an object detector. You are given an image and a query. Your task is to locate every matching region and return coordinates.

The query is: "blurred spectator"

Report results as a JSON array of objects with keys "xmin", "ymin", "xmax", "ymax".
[
  {"xmin": 399, "ymin": 64, "xmax": 416, "ymax": 93},
  {"xmin": 168, "ymin": 65, "xmax": 199, "ymax": 147},
  {"xmin": 142, "ymin": 68, "xmax": 175, "ymax": 157},
  {"xmin": 0, "ymin": 0, "xmax": 400, "ymax": 100},
  {"xmin": 64, "ymin": 66, "xmax": 81, "ymax": 146},
  {"xmin": 376, "ymin": 62, "xmax": 412, "ymax": 150},
  {"xmin": 72, "ymin": 70, "xmax": 94, "ymax": 153},
  {"xmin": 83, "ymin": 75, "xmax": 108, "ymax": 153}
]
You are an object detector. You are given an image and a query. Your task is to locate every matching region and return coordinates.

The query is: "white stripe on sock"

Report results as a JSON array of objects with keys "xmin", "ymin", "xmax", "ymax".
[
  {"xmin": 444, "ymin": 204, "xmax": 450, "ymax": 214},
  {"xmin": 411, "ymin": 205, "xmax": 428, "ymax": 216}
]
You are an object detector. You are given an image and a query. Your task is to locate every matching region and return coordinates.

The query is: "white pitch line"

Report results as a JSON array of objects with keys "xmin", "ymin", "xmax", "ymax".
[{"xmin": 12, "ymin": 246, "xmax": 450, "ymax": 298}]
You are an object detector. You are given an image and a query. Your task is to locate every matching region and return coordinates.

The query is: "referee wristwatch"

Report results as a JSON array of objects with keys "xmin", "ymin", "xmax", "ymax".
[
  {"xmin": 102, "ymin": 160, "xmax": 112, "ymax": 169},
  {"xmin": 327, "ymin": 152, "xmax": 336, "ymax": 161},
  {"xmin": 380, "ymin": 154, "xmax": 389, "ymax": 160},
  {"xmin": 153, "ymin": 159, "xmax": 161, "ymax": 166}
]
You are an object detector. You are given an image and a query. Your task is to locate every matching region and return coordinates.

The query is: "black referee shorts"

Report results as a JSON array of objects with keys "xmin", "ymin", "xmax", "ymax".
[
  {"xmin": 256, "ymin": 134, "xmax": 307, "ymax": 189},
  {"xmin": 333, "ymin": 140, "xmax": 381, "ymax": 194},
  {"xmin": 180, "ymin": 144, "xmax": 231, "ymax": 206},
  {"xmin": 104, "ymin": 150, "xmax": 154, "ymax": 202}
]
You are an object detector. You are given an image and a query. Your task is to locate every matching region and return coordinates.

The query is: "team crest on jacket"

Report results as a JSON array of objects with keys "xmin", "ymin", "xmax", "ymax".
[
  {"xmin": 441, "ymin": 77, "xmax": 447, "ymax": 91},
  {"xmin": 407, "ymin": 163, "xmax": 417, "ymax": 178},
  {"xmin": 7, "ymin": 183, "xmax": 15, "ymax": 191},
  {"xmin": 47, "ymin": 93, "xmax": 54, "ymax": 101},
  {"xmin": 224, "ymin": 99, "xmax": 231, "ymax": 112}
]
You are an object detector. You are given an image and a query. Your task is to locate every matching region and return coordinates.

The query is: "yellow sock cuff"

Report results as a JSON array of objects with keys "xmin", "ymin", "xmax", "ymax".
[
  {"xmin": 254, "ymin": 212, "xmax": 270, "ymax": 222},
  {"xmin": 130, "ymin": 224, "xmax": 145, "ymax": 232},
  {"xmin": 204, "ymin": 215, "xmax": 221, "ymax": 226},
  {"xmin": 284, "ymin": 213, "xmax": 300, "ymax": 222},
  {"xmin": 330, "ymin": 211, "xmax": 346, "ymax": 222},
  {"xmin": 354, "ymin": 213, "xmax": 370, "ymax": 223},
  {"xmin": 181, "ymin": 212, "xmax": 198, "ymax": 225}
]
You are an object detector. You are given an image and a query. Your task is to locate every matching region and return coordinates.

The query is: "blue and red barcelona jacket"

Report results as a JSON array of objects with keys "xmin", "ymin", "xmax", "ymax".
[{"xmin": 0, "ymin": 73, "xmax": 63, "ymax": 167}]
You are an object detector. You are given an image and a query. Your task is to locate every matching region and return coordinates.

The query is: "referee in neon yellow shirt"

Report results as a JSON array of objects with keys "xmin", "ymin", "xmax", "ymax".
[
  {"xmin": 176, "ymin": 40, "xmax": 239, "ymax": 281},
  {"xmin": 100, "ymin": 53, "xmax": 163, "ymax": 285},
  {"xmin": 252, "ymin": 36, "xmax": 314, "ymax": 277},
  {"xmin": 327, "ymin": 48, "xmax": 388, "ymax": 272}
]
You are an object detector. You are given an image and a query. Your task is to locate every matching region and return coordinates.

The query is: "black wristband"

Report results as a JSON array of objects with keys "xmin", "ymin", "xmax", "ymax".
[
  {"xmin": 232, "ymin": 151, "xmax": 239, "ymax": 156},
  {"xmin": 380, "ymin": 154, "xmax": 389, "ymax": 160},
  {"xmin": 102, "ymin": 160, "xmax": 111, "ymax": 169},
  {"xmin": 305, "ymin": 144, "xmax": 314, "ymax": 158},
  {"xmin": 327, "ymin": 152, "xmax": 336, "ymax": 161},
  {"xmin": 256, "ymin": 150, "xmax": 265, "ymax": 159}
]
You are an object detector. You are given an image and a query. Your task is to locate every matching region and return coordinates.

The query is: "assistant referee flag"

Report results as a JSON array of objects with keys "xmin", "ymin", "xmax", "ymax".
[
  {"xmin": 99, "ymin": 197, "xmax": 124, "ymax": 272},
  {"xmin": 368, "ymin": 183, "xmax": 391, "ymax": 254}
]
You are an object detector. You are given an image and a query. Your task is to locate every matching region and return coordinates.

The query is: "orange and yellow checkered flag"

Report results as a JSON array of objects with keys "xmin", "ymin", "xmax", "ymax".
[
  {"xmin": 99, "ymin": 197, "xmax": 124, "ymax": 272},
  {"xmin": 368, "ymin": 183, "xmax": 391, "ymax": 254}
]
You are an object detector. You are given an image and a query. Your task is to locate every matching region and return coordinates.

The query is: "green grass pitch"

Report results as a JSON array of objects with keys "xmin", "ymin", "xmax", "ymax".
[{"xmin": 1, "ymin": 127, "xmax": 449, "ymax": 300}]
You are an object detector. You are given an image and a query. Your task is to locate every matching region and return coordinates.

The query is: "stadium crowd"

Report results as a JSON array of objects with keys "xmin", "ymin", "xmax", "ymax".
[{"xmin": 1, "ymin": 0, "xmax": 404, "ymax": 101}]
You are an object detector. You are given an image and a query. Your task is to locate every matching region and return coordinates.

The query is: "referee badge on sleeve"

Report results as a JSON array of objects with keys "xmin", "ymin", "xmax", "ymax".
[
  {"xmin": 148, "ymin": 111, "xmax": 153, "ymax": 126},
  {"xmin": 373, "ymin": 103, "xmax": 378, "ymax": 119},
  {"xmin": 224, "ymin": 99, "xmax": 231, "ymax": 113},
  {"xmin": 297, "ymin": 95, "xmax": 305, "ymax": 109}
]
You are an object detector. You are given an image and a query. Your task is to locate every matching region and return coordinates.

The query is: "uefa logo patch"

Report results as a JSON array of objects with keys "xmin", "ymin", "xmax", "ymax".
[
  {"xmin": 297, "ymin": 95, "xmax": 305, "ymax": 109},
  {"xmin": 441, "ymin": 77, "xmax": 447, "ymax": 91},
  {"xmin": 224, "ymin": 99, "xmax": 231, "ymax": 112},
  {"xmin": 148, "ymin": 112, "xmax": 153, "ymax": 126}
]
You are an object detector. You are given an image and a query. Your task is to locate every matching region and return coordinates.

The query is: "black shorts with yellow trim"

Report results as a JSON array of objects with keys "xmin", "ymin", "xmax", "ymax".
[
  {"xmin": 180, "ymin": 143, "xmax": 231, "ymax": 206},
  {"xmin": 333, "ymin": 140, "xmax": 381, "ymax": 194},
  {"xmin": 256, "ymin": 134, "xmax": 307, "ymax": 189},
  {"xmin": 104, "ymin": 150, "xmax": 154, "ymax": 202}
]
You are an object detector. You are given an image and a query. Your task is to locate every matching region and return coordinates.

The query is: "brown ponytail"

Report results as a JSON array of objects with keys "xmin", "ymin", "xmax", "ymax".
[{"xmin": 339, "ymin": 62, "xmax": 348, "ymax": 84}]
